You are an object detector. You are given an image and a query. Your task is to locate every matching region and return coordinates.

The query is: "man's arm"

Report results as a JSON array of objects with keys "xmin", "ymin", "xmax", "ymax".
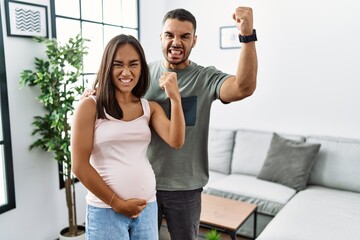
[{"xmin": 219, "ymin": 7, "xmax": 258, "ymax": 103}]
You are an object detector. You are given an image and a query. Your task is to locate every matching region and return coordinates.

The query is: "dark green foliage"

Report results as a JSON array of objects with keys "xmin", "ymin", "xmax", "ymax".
[{"xmin": 20, "ymin": 34, "xmax": 88, "ymax": 236}]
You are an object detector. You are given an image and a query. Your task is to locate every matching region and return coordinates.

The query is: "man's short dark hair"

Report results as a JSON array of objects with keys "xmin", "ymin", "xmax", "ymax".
[{"xmin": 162, "ymin": 8, "xmax": 197, "ymax": 33}]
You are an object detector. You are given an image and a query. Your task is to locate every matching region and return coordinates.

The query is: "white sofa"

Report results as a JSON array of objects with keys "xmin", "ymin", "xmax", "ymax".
[{"xmin": 204, "ymin": 128, "xmax": 360, "ymax": 239}]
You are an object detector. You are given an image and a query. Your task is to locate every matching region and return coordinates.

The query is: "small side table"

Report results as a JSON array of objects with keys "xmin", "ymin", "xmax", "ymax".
[{"xmin": 200, "ymin": 193, "xmax": 257, "ymax": 240}]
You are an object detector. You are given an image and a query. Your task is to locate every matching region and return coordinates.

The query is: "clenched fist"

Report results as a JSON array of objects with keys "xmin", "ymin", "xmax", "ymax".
[
  {"xmin": 233, "ymin": 7, "xmax": 254, "ymax": 36},
  {"xmin": 159, "ymin": 72, "xmax": 181, "ymax": 101}
]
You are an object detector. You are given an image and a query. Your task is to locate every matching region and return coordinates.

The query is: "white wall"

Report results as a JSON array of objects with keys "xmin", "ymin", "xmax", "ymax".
[
  {"xmin": 140, "ymin": 0, "xmax": 360, "ymax": 139},
  {"xmin": 0, "ymin": 1, "xmax": 87, "ymax": 239},
  {"xmin": 0, "ymin": 0, "xmax": 359, "ymax": 239}
]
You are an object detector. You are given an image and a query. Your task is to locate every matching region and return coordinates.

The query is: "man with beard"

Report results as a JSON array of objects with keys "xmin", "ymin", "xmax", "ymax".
[{"xmin": 144, "ymin": 7, "xmax": 258, "ymax": 240}]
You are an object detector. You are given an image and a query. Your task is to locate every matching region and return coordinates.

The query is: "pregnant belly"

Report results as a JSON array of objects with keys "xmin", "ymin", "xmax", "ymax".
[{"xmin": 105, "ymin": 164, "xmax": 156, "ymax": 201}]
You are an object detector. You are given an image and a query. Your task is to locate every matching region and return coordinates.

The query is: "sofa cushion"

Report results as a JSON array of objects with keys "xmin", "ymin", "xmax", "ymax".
[
  {"xmin": 231, "ymin": 129, "xmax": 272, "ymax": 176},
  {"xmin": 208, "ymin": 128, "xmax": 236, "ymax": 174},
  {"xmin": 231, "ymin": 128, "xmax": 305, "ymax": 176},
  {"xmin": 307, "ymin": 135, "xmax": 360, "ymax": 193},
  {"xmin": 257, "ymin": 133, "xmax": 321, "ymax": 191},
  {"xmin": 204, "ymin": 174, "xmax": 296, "ymax": 216},
  {"xmin": 206, "ymin": 170, "xmax": 228, "ymax": 188},
  {"xmin": 257, "ymin": 186, "xmax": 360, "ymax": 240}
]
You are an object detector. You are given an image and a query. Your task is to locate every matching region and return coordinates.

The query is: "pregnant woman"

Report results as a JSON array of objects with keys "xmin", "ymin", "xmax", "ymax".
[{"xmin": 71, "ymin": 34, "xmax": 185, "ymax": 240}]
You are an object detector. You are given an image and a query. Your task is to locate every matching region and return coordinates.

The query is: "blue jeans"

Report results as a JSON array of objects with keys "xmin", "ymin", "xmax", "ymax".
[
  {"xmin": 86, "ymin": 201, "xmax": 158, "ymax": 240},
  {"xmin": 157, "ymin": 188, "xmax": 202, "ymax": 240}
]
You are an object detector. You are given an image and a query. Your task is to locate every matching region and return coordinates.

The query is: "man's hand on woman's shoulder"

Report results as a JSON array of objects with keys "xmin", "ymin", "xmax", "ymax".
[{"xmin": 81, "ymin": 88, "xmax": 96, "ymax": 100}]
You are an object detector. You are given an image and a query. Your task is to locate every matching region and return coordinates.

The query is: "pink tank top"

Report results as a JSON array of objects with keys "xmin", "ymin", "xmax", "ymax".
[{"xmin": 86, "ymin": 97, "xmax": 156, "ymax": 208}]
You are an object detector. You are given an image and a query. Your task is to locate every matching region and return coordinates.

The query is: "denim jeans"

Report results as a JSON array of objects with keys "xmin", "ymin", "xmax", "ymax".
[
  {"xmin": 86, "ymin": 201, "xmax": 158, "ymax": 240},
  {"xmin": 157, "ymin": 188, "xmax": 202, "ymax": 240}
]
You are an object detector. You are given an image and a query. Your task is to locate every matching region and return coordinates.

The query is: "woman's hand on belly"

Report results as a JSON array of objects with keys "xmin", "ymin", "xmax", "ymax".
[{"xmin": 112, "ymin": 197, "xmax": 147, "ymax": 218}]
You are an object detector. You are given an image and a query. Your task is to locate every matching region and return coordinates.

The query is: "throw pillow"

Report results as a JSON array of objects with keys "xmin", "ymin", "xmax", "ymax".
[
  {"xmin": 208, "ymin": 129, "xmax": 236, "ymax": 174},
  {"xmin": 257, "ymin": 133, "xmax": 321, "ymax": 191}
]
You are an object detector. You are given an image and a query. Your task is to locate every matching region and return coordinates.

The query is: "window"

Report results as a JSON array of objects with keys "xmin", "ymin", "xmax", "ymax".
[
  {"xmin": 50, "ymin": 0, "xmax": 139, "ymax": 188},
  {"xmin": 0, "ymin": 9, "xmax": 15, "ymax": 214}
]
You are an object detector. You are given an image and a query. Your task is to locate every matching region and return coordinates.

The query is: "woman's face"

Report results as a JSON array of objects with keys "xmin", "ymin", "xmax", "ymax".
[{"xmin": 111, "ymin": 43, "xmax": 141, "ymax": 94}]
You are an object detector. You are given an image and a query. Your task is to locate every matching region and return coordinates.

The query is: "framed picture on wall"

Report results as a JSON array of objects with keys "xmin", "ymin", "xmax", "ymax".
[
  {"xmin": 220, "ymin": 26, "xmax": 241, "ymax": 49},
  {"xmin": 5, "ymin": 0, "xmax": 48, "ymax": 38}
]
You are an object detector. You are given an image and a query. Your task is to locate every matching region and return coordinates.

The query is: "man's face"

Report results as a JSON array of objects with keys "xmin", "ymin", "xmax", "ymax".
[{"xmin": 160, "ymin": 18, "xmax": 197, "ymax": 70}]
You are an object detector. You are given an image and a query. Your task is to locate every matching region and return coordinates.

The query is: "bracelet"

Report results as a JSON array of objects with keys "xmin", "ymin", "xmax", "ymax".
[{"xmin": 109, "ymin": 192, "xmax": 115, "ymax": 207}]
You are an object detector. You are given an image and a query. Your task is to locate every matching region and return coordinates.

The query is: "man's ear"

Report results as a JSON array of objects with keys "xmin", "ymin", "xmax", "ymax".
[{"xmin": 192, "ymin": 35, "xmax": 197, "ymax": 48}]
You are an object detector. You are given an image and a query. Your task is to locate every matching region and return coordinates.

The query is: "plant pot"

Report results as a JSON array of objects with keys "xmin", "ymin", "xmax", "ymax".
[{"xmin": 59, "ymin": 225, "xmax": 86, "ymax": 240}]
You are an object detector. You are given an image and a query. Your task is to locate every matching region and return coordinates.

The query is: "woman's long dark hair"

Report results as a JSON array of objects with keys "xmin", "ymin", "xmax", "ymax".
[{"xmin": 93, "ymin": 34, "xmax": 150, "ymax": 119}]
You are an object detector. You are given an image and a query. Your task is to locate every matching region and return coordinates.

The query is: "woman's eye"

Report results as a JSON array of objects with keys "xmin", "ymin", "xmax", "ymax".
[{"xmin": 113, "ymin": 63, "xmax": 122, "ymax": 67}]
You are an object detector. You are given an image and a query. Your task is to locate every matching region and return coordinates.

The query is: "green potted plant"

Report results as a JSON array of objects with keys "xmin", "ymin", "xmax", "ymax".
[
  {"xmin": 205, "ymin": 229, "xmax": 221, "ymax": 240},
  {"xmin": 20, "ymin": 34, "xmax": 88, "ymax": 239}
]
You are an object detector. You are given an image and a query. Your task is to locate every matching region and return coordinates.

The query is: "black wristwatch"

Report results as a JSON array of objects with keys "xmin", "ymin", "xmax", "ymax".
[{"xmin": 238, "ymin": 29, "xmax": 257, "ymax": 43}]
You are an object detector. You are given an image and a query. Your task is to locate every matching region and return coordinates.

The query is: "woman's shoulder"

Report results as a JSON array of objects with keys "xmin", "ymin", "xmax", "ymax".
[
  {"xmin": 79, "ymin": 95, "xmax": 96, "ymax": 105},
  {"xmin": 75, "ymin": 96, "xmax": 96, "ymax": 114},
  {"xmin": 147, "ymin": 100, "xmax": 160, "ymax": 108},
  {"xmin": 147, "ymin": 100, "xmax": 162, "ymax": 114}
]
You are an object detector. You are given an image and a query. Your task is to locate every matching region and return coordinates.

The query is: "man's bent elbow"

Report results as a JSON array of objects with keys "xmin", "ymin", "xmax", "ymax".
[{"xmin": 244, "ymin": 84, "xmax": 256, "ymax": 98}]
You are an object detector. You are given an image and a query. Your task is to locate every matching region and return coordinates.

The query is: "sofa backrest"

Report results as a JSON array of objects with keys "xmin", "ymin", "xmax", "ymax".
[
  {"xmin": 231, "ymin": 128, "xmax": 305, "ymax": 176},
  {"xmin": 208, "ymin": 128, "xmax": 236, "ymax": 174},
  {"xmin": 307, "ymin": 135, "xmax": 360, "ymax": 193}
]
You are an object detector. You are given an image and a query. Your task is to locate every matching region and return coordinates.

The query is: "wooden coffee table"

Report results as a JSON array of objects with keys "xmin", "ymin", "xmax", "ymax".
[{"xmin": 200, "ymin": 193, "xmax": 257, "ymax": 240}]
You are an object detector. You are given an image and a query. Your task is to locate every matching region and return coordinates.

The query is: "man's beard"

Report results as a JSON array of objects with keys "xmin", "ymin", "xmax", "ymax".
[{"xmin": 166, "ymin": 57, "xmax": 187, "ymax": 65}]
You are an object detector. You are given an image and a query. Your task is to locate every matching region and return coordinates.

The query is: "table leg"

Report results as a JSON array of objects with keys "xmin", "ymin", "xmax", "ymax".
[
  {"xmin": 227, "ymin": 230, "xmax": 236, "ymax": 240},
  {"xmin": 253, "ymin": 209, "xmax": 257, "ymax": 240}
]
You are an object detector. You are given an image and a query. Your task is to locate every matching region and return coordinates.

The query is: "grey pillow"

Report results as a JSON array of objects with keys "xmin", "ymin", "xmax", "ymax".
[{"xmin": 257, "ymin": 133, "xmax": 321, "ymax": 191}]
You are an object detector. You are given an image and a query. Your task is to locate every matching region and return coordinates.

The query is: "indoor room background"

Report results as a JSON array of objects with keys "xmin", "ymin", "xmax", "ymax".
[{"xmin": 0, "ymin": 0, "xmax": 359, "ymax": 239}]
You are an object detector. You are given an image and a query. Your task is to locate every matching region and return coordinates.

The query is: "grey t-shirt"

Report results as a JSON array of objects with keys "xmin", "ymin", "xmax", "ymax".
[{"xmin": 145, "ymin": 60, "xmax": 230, "ymax": 191}]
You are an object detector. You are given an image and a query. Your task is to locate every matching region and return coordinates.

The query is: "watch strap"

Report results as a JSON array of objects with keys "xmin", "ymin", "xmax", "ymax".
[{"xmin": 238, "ymin": 29, "xmax": 257, "ymax": 43}]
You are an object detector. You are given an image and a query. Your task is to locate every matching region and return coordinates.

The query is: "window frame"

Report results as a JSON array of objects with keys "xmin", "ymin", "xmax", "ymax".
[{"xmin": 0, "ymin": 5, "xmax": 15, "ymax": 214}]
